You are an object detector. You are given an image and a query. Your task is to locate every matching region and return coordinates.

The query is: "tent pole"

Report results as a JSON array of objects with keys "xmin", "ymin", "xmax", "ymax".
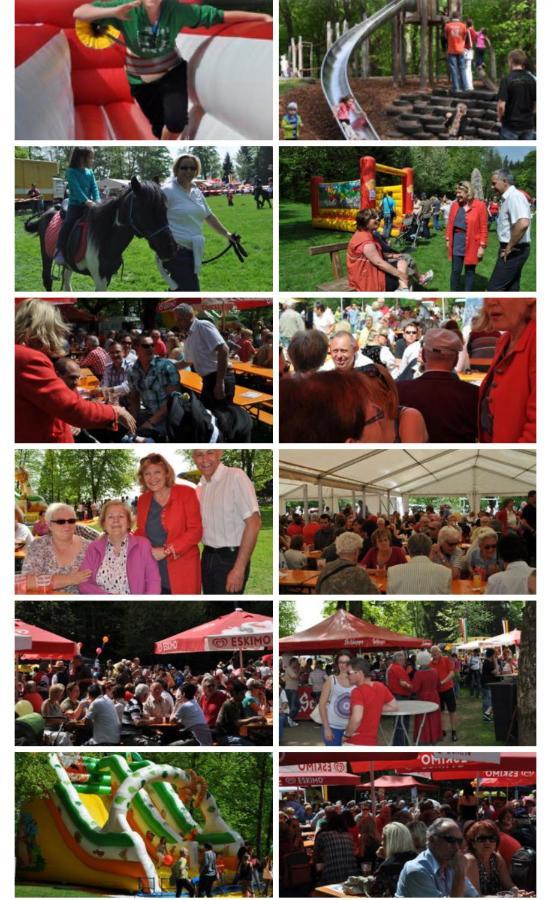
[
  {"xmin": 318, "ymin": 481, "xmax": 323, "ymax": 516},
  {"xmin": 370, "ymin": 765, "xmax": 376, "ymax": 816},
  {"xmin": 303, "ymin": 483, "xmax": 308, "ymax": 516}
]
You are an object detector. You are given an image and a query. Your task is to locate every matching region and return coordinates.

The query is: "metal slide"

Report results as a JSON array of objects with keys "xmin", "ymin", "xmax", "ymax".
[{"xmin": 321, "ymin": 0, "xmax": 417, "ymax": 140}]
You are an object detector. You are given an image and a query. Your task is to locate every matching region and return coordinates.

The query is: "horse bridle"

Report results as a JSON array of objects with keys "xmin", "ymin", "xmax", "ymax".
[{"xmin": 122, "ymin": 192, "xmax": 172, "ymax": 242}]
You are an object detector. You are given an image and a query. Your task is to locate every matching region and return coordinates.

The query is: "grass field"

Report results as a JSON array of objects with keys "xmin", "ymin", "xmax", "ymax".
[
  {"xmin": 15, "ymin": 888, "xmax": 111, "ymax": 898},
  {"xmin": 279, "ymin": 201, "xmax": 537, "ymax": 292},
  {"xmin": 247, "ymin": 505, "xmax": 273, "ymax": 594},
  {"xmin": 15, "ymin": 195, "xmax": 273, "ymax": 292},
  {"xmin": 282, "ymin": 690, "xmax": 508, "ymax": 747}
]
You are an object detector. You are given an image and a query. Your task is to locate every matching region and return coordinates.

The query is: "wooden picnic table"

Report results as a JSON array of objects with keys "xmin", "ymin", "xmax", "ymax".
[
  {"xmin": 179, "ymin": 371, "xmax": 272, "ymax": 409},
  {"xmin": 279, "ymin": 570, "xmax": 319, "ymax": 592},
  {"xmin": 15, "ymin": 547, "xmax": 27, "ymax": 559},
  {"xmin": 231, "ymin": 360, "xmax": 273, "ymax": 380},
  {"xmin": 312, "ymin": 886, "xmax": 353, "ymax": 898},
  {"xmin": 279, "ymin": 569, "xmax": 484, "ymax": 595},
  {"xmin": 459, "ymin": 372, "xmax": 485, "ymax": 384},
  {"xmin": 239, "ymin": 712, "xmax": 273, "ymax": 738}
]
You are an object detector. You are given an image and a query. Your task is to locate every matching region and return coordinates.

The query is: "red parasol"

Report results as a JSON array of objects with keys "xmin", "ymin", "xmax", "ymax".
[
  {"xmin": 154, "ymin": 608, "xmax": 273, "ymax": 654},
  {"xmin": 279, "ymin": 609, "xmax": 430, "ymax": 653},
  {"xmin": 15, "ymin": 619, "xmax": 78, "ymax": 659}
]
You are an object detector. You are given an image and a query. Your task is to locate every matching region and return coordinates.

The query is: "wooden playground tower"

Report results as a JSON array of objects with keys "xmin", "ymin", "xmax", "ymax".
[{"xmin": 394, "ymin": 0, "xmax": 462, "ymax": 88}]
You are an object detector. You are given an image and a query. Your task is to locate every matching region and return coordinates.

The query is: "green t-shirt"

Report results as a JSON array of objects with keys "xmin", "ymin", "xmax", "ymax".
[{"xmin": 91, "ymin": 0, "xmax": 224, "ymax": 82}]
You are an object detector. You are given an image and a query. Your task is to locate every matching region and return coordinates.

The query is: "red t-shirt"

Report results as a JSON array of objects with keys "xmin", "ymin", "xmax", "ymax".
[
  {"xmin": 24, "ymin": 692, "xmax": 45, "ymax": 713},
  {"xmin": 431, "ymin": 655, "xmax": 454, "ymax": 692},
  {"xmin": 287, "ymin": 523, "xmax": 304, "ymax": 537},
  {"xmin": 152, "ymin": 338, "xmax": 167, "ymax": 358},
  {"xmin": 387, "ymin": 663, "xmax": 412, "ymax": 697},
  {"xmin": 445, "ymin": 20, "xmax": 467, "ymax": 54},
  {"xmin": 348, "ymin": 681, "xmax": 395, "ymax": 745},
  {"xmin": 497, "ymin": 831, "xmax": 521, "ymax": 868},
  {"xmin": 303, "ymin": 522, "xmax": 321, "ymax": 545},
  {"xmin": 200, "ymin": 690, "xmax": 228, "ymax": 727}
]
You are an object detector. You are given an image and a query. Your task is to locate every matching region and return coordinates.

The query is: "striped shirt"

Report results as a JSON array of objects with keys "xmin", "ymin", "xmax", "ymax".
[
  {"xmin": 387, "ymin": 556, "xmax": 451, "ymax": 594},
  {"xmin": 197, "ymin": 463, "xmax": 259, "ymax": 548}
]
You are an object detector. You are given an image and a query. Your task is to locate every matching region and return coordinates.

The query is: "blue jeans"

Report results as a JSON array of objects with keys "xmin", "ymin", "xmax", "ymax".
[
  {"xmin": 499, "ymin": 125, "xmax": 536, "ymax": 140},
  {"xmin": 321, "ymin": 725, "xmax": 345, "ymax": 746},
  {"xmin": 448, "ymin": 53, "xmax": 468, "ymax": 92},
  {"xmin": 285, "ymin": 688, "xmax": 300, "ymax": 720},
  {"xmin": 433, "ymin": 213, "xmax": 441, "ymax": 231},
  {"xmin": 451, "ymin": 255, "xmax": 476, "ymax": 291},
  {"xmin": 279, "ymin": 713, "xmax": 287, "ymax": 743},
  {"xmin": 392, "ymin": 715, "xmax": 410, "ymax": 745},
  {"xmin": 383, "ymin": 215, "xmax": 393, "ymax": 239},
  {"xmin": 481, "ymin": 685, "xmax": 492, "ymax": 715}
]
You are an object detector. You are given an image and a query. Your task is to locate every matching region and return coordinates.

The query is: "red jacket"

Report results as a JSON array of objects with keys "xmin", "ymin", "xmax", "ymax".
[
  {"xmin": 135, "ymin": 485, "xmax": 202, "ymax": 594},
  {"xmin": 15, "ymin": 344, "xmax": 117, "ymax": 443},
  {"xmin": 446, "ymin": 199, "xmax": 488, "ymax": 265},
  {"xmin": 478, "ymin": 319, "xmax": 536, "ymax": 443}
]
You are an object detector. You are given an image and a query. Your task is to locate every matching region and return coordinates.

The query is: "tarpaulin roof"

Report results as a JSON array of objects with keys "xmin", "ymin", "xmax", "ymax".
[
  {"xmin": 478, "ymin": 773, "xmax": 536, "ymax": 788},
  {"xmin": 350, "ymin": 754, "xmax": 536, "ymax": 775},
  {"xmin": 359, "ymin": 775, "xmax": 432, "ymax": 789},
  {"xmin": 15, "ymin": 619, "xmax": 78, "ymax": 659},
  {"xmin": 279, "ymin": 608, "xmax": 430, "ymax": 653},
  {"xmin": 154, "ymin": 609, "xmax": 273, "ymax": 654},
  {"xmin": 480, "ymin": 629, "xmax": 521, "ymax": 647},
  {"xmin": 157, "ymin": 298, "xmax": 272, "ymax": 311},
  {"xmin": 279, "ymin": 449, "xmax": 535, "ymax": 500},
  {"xmin": 280, "ymin": 764, "xmax": 361, "ymax": 786}
]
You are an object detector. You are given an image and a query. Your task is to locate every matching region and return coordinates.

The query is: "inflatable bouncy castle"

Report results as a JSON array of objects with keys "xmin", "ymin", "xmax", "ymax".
[
  {"xmin": 16, "ymin": 752, "xmax": 244, "ymax": 895},
  {"xmin": 311, "ymin": 155, "xmax": 414, "ymax": 234},
  {"xmin": 15, "ymin": 0, "xmax": 272, "ymax": 140}
]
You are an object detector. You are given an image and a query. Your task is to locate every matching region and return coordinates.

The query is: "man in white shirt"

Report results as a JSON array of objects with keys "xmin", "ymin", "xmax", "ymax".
[
  {"xmin": 321, "ymin": 331, "xmax": 397, "ymax": 373},
  {"xmin": 387, "ymin": 533, "xmax": 451, "ymax": 595},
  {"xmin": 279, "ymin": 300, "xmax": 305, "ymax": 347},
  {"xmin": 487, "ymin": 169, "xmax": 532, "ymax": 291},
  {"xmin": 173, "ymin": 303, "xmax": 235, "ymax": 411},
  {"xmin": 192, "ymin": 449, "xmax": 261, "ymax": 594},
  {"xmin": 395, "ymin": 320, "xmax": 422, "ymax": 380},
  {"xmin": 313, "ymin": 303, "xmax": 335, "ymax": 335},
  {"xmin": 485, "ymin": 534, "xmax": 533, "ymax": 594}
]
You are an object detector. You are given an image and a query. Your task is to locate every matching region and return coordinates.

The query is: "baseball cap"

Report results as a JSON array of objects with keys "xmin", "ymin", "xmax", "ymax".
[{"xmin": 423, "ymin": 328, "xmax": 463, "ymax": 353}]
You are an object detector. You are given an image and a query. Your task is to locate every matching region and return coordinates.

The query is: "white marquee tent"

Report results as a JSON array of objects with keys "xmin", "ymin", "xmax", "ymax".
[{"xmin": 279, "ymin": 450, "xmax": 536, "ymax": 516}]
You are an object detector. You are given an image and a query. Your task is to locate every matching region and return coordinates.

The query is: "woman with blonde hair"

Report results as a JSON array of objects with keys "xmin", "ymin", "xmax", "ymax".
[
  {"xmin": 15, "ymin": 299, "xmax": 135, "ymax": 442},
  {"xmin": 134, "ymin": 453, "xmax": 202, "ymax": 594},
  {"xmin": 79, "ymin": 499, "xmax": 160, "ymax": 595},
  {"xmin": 446, "ymin": 181, "xmax": 488, "ymax": 291},
  {"xmin": 368, "ymin": 821, "xmax": 417, "ymax": 897},
  {"xmin": 160, "ymin": 153, "xmax": 241, "ymax": 290}
]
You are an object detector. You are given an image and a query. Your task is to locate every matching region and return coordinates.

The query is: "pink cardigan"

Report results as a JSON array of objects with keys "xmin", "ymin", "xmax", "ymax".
[{"xmin": 78, "ymin": 533, "xmax": 161, "ymax": 595}]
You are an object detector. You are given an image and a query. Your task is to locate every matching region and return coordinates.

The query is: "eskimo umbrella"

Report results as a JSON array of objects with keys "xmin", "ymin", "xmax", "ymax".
[
  {"xmin": 154, "ymin": 608, "xmax": 273, "ymax": 654},
  {"xmin": 359, "ymin": 775, "xmax": 433, "ymax": 789},
  {"xmin": 279, "ymin": 608, "xmax": 430, "ymax": 653},
  {"xmin": 15, "ymin": 619, "xmax": 77, "ymax": 659}
]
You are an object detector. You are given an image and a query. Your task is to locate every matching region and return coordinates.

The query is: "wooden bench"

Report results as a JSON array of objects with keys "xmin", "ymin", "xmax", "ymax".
[{"xmin": 308, "ymin": 241, "xmax": 351, "ymax": 291}]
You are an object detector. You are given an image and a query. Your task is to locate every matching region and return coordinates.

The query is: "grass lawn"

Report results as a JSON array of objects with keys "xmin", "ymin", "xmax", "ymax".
[
  {"xmin": 15, "ymin": 887, "xmax": 114, "ymax": 897},
  {"xmin": 279, "ymin": 201, "xmax": 536, "ymax": 292},
  {"xmin": 282, "ymin": 690, "xmax": 506, "ymax": 746},
  {"xmin": 15, "ymin": 195, "xmax": 273, "ymax": 292},
  {"xmin": 279, "ymin": 78, "xmax": 310, "ymax": 96},
  {"xmin": 246, "ymin": 505, "xmax": 273, "ymax": 595}
]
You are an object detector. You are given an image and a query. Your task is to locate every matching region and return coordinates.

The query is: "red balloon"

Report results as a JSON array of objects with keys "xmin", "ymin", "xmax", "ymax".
[
  {"xmin": 163, "ymin": 854, "xmax": 173, "ymax": 866},
  {"xmin": 95, "ymin": 647, "xmax": 102, "ymax": 655}
]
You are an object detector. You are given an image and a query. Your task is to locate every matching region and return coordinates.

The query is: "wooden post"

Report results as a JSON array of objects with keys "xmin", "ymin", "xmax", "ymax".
[
  {"xmin": 290, "ymin": 37, "xmax": 297, "ymax": 77},
  {"xmin": 419, "ymin": 0, "xmax": 429, "ymax": 89},
  {"xmin": 428, "ymin": 23, "xmax": 434, "ymax": 85},
  {"xmin": 298, "ymin": 35, "xmax": 303, "ymax": 78},
  {"xmin": 392, "ymin": 15, "xmax": 400, "ymax": 86},
  {"xmin": 309, "ymin": 41, "xmax": 313, "ymax": 78},
  {"xmin": 361, "ymin": 15, "xmax": 370, "ymax": 78},
  {"xmin": 327, "ymin": 21, "xmax": 333, "ymax": 52},
  {"xmin": 400, "ymin": 11, "xmax": 407, "ymax": 84}
]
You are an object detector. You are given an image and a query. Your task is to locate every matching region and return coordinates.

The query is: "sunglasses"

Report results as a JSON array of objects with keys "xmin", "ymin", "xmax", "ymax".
[
  {"xmin": 404, "ymin": 330, "xmax": 418, "ymax": 335},
  {"xmin": 179, "ymin": 165, "xmax": 197, "ymax": 172},
  {"xmin": 140, "ymin": 344, "xmax": 154, "ymax": 350},
  {"xmin": 474, "ymin": 836, "xmax": 497, "ymax": 843},
  {"xmin": 436, "ymin": 835, "xmax": 463, "ymax": 845},
  {"xmin": 483, "ymin": 543, "xmax": 497, "ymax": 550},
  {"xmin": 51, "ymin": 518, "xmax": 77, "ymax": 525}
]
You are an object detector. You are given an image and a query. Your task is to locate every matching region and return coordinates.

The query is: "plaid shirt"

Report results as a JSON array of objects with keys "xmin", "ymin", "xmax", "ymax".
[
  {"xmin": 100, "ymin": 358, "xmax": 133, "ymax": 395},
  {"xmin": 80, "ymin": 346, "xmax": 110, "ymax": 377},
  {"xmin": 127, "ymin": 356, "xmax": 180, "ymax": 415}
]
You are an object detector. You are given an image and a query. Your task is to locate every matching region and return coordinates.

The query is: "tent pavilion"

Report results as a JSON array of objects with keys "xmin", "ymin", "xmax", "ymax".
[
  {"xmin": 279, "ymin": 608, "xmax": 430, "ymax": 654},
  {"xmin": 153, "ymin": 608, "xmax": 273, "ymax": 668},
  {"xmin": 279, "ymin": 449, "xmax": 536, "ymax": 517},
  {"xmin": 15, "ymin": 619, "xmax": 78, "ymax": 659}
]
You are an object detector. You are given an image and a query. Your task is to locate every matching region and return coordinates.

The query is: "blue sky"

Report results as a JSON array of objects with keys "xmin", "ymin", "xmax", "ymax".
[{"xmin": 496, "ymin": 146, "xmax": 535, "ymax": 162}]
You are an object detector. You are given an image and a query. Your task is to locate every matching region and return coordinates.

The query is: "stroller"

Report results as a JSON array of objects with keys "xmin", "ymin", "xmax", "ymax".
[{"xmin": 391, "ymin": 213, "xmax": 423, "ymax": 251}]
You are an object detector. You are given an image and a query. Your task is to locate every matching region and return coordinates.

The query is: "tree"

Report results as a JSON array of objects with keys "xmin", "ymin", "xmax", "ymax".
[
  {"xmin": 235, "ymin": 146, "xmax": 257, "ymax": 184},
  {"xmin": 222, "ymin": 152, "xmax": 235, "ymax": 184},
  {"xmin": 517, "ymin": 601, "xmax": 536, "ymax": 744},
  {"xmin": 253, "ymin": 147, "xmax": 273, "ymax": 182},
  {"xmin": 15, "ymin": 754, "xmax": 58, "ymax": 831},
  {"xmin": 179, "ymin": 146, "xmax": 222, "ymax": 179},
  {"xmin": 37, "ymin": 449, "xmax": 138, "ymax": 504},
  {"xmin": 177, "ymin": 450, "xmax": 273, "ymax": 494},
  {"xmin": 279, "ymin": 601, "xmax": 300, "ymax": 636}
]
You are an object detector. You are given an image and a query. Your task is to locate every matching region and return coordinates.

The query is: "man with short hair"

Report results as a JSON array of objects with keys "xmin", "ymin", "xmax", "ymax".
[
  {"xmin": 396, "ymin": 817, "xmax": 478, "ymax": 897},
  {"xmin": 444, "ymin": 10, "xmax": 469, "ymax": 93},
  {"xmin": 315, "ymin": 532, "xmax": 380, "ymax": 595},
  {"xmin": 387, "ymin": 533, "xmax": 452, "ymax": 595},
  {"xmin": 344, "ymin": 657, "xmax": 398, "ymax": 745},
  {"xmin": 215, "ymin": 681, "xmax": 263, "ymax": 745},
  {"xmin": 313, "ymin": 303, "xmax": 336, "ymax": 335},
  {"xmin": 84, "ymin": 684, "xmax": 122, "ymax": 745},
  {"xmin": 386, "ymin": 651, "xmax": 412, "ymax": 745},
  {"xmin": 397, "ymin": 328, "xmax": 478, "ymax": 442},
  {"xmin": 497, "ymin": 49, "xmax": 536, "ymax": 140},
  {"xmin": 100, "ymin": 342, "xmax": 132, "ymax": 403},
  {"xmin": 279, "ymin": 300, "xmax": 305, "ymax": 348},
  {"xmin": 127, "ymin": 334, "xmax": 181, "ymax": 436},
  {"xmin": 151, "ymin": 329, "xmax": 167, "ymax": 358},
  {"xmin": 322, "ymin": 330, "xmax": 396, "ymax": 373},
  {"xmin": 381, "ymin": 191, "xmax": 397, "ymax": 240},
  {"xmin": 430, "ymin": 645, "xmax": 458, "ymax": 742},
  {"xmin": 487, "ymin": 169, "xmax": 532, "ymax": 292},
  {"xmin": 172, "ymin": 683, "xmax": 213, "ymax": 744},
  {"xmin": 313, "ymin": 514, "xmax": 335, "ymax": 551},
  {"xmin": 192, "ymin": 450, "xmax": 261, "ymax": 594},
  {"xmin": 54, "ymin": 357, "xmax": 82, "ymax": 392},
  {"xmin": 485, "ymin": 533, "xmax": 533, "ymax": 594},
  {"xmin": 396, "ymin": 321, "xmax": 422, "ymax": 380},
  {"xmin": 142, "ymin": 681, "xmax": 172, "ymax": 720},
  {"xmin": 80, "ymin": 335, "xmax": 110, "ymax": 379},
  {"xmin": 174, "ymin": 303, "xmax": 235, "ymax": 410}
]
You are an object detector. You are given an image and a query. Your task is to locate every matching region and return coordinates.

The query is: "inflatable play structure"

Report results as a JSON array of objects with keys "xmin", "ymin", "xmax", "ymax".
[
  {"xmin": 17, "ymin": 752, "xmax": 244, "ymax": 895},
  {"xmin": 311, "ymin": 155, "xmax": 414, "ymax": 233},
  {"xmin": 15, "ymin": 0, "xmax": 272, "ymax": 140},
  {"xmin": 15, "ymin": 467, "xmax": 47, "ymax": 524}
]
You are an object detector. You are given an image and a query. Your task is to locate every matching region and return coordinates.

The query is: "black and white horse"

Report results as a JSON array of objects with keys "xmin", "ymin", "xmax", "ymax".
[
  {"xmin": 253, "ymin": 185, "xmax": 272, "ymax": 209},
  {"xmin": 24, "ymin": 176, "xmax": 177, "ymax": 291}
]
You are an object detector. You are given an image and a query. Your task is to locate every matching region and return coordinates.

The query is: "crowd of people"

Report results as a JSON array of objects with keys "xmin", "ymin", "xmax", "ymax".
[
  {"xmin": 16, "ymin": 451, "xmax": 262, "ymax": 596},
  {"xmin": 342, "ymin": 167, "xmax": 534, "ymax": 294},
  {"xmin": 279, "ymin": 496, "xmax": 536, "ymax": 595},
  {"xmin": 280, "ymin": 641, "xmax": 520, "ymax": 748},
  {"xmin": 279, "ymin": 297, "xmax": 535, "ymax": 443},
  {"xmin": 16, "ymin": 649, "xmax": 273, "ymax": 748},
  {"xmin": 280, "ymin": 789, "xmax": 536, "ymax": 896},
  {"xmin": 15, "ymin": 298, "xmax": 273, "ymax": 443}
]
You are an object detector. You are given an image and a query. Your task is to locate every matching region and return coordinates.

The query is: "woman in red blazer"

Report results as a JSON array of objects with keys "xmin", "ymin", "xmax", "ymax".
[
  {"xmin": 478, "ymin": 298, "xmax": 536, "ymax": 443},
  {"xmin": 15, "ymin": 299, "xmax": 134, "ymax": 442},
  {"xmin": 446, "ymin": 181, "xmax": 488, "ymax": 291},
  {"xmin": 134, "ymin": 453, "xmax": 202, "ymax": 595}
]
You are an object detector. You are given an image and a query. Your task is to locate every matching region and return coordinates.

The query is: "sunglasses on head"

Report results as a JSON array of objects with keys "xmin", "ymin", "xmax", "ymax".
[{"xmin": 51, "ymin": 518, "xmax": 77, "ymax": 525}]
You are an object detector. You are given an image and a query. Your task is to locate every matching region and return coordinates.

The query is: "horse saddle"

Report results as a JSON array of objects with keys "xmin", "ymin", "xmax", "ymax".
[{"xmin": 45, "ymin": 211, "xmax": 89, "ymax": 264}]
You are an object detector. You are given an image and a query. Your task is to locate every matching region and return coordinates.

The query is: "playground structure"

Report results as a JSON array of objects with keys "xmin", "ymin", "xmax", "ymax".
[
  {"xmin": 311, "ymin": 156, "xmax": 414, "ymax": 235},
  {"xmin": 318, "ymin": 0, "xmax": 499, "ymax": 140},
  {"xmin": 15, "ymin": 0, "xmax": 272, "ymax": 140},
  {"xmin": 16, "ymin": 752, "xmax": 244, "ymax": 895}
]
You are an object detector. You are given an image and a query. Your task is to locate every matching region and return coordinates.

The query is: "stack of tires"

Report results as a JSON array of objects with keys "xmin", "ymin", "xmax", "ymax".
[{"xmin": 385, "ymin": 87, "xmax": 501, "ymax": 140}]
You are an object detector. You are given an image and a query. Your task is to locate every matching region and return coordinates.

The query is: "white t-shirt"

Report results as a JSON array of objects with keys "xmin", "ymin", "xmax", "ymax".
[
  {"xmin": 162, "ymin": 178, "xmax": 212, "ymax": 271},
  {"xmin": 183, "ymin": 317, "xmax": 226, "ymax": 377},
  {"xmin": 309, "ymin": 669, "xmax": 328, "ymax": 692},
  {"xmin": 313, "ymin": 309, "xmax": 335, "ymax": 334},
  {"xmin": 87, "ymin": 696, "xmax": 121, "ymax": 744}
]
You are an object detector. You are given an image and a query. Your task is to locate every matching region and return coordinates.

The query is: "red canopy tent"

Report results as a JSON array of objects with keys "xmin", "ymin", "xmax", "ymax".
[
  {"xmin": 279, "ymin": 609, "xmax": 430, "ymax": 653},
  {"xmin": 350, "ymin": 754, "xmax": 536, "ymax": 775},
  {"xmin": 157, "ymin": 298, "xmax": 273, "ymax": 312},
  {"xmin": 15, "ymin": 619, "xmax": 78, "ymax": 660},
  {"xmin": 153, "ymin": 608, "xmax": 273, "ymax": 654},
  {"xmin": 280, "ymin": 765, "xmax": 361, "ymax": 787},
  {"xmin": 359, "ymin": 775, "xmax": 433, "ymax": 789},
  {"xmin": 478, "ymin": 774, "xmax": 536, "ymax": 788},
  {"xmin": 15, "ymin": 297, "xmax": 96, "ymax": 322}
]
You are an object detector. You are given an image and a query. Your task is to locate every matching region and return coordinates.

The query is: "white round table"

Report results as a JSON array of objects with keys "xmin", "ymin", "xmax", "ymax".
[{"xmin": 381, "ymin": 700, "xmax": 439, "ymax": 746}]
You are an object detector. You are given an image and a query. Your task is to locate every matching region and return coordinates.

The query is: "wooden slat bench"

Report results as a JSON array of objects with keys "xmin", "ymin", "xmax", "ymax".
[{"xmin": 308, "ymin": 241, "xmax": 351, "ymax": 291}]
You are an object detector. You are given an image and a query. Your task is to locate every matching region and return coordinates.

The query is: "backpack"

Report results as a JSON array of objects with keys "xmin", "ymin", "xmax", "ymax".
[
  {"xmin": 511, "ymin": 846, "xmax": 536, "ymax": 891},
  {"xmin": 166, "ymin": 391, "xmax": 216, "ymax": 442},
  {"xmin": 213, "ymin": 404, "xmax": 253, "ymax": 442}
]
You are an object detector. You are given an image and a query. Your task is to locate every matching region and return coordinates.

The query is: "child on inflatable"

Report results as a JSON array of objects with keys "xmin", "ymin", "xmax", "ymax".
[
  {"xmin": 54, "ymin": 147, "xmax": 100, "ymax": 265},
  {"xmin": 73, "ymin": 0, "xmax": 272, "ymax": 140},
  {"xmin": 281, "ymin": 100, "xmax": 302, "ymax": 139}
]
